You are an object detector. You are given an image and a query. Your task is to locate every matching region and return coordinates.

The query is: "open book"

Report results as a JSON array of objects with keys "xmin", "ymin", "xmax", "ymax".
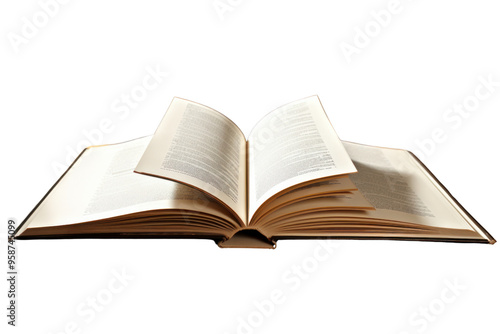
[{"xmin": 13, "ymin": 96, "xmax": 495, "ymax": 248}]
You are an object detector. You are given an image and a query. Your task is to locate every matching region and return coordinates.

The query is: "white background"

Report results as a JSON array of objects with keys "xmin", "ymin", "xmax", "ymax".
[{"xmin": 1, "ymin": 0, "xmax": 499, "ymax": 333}]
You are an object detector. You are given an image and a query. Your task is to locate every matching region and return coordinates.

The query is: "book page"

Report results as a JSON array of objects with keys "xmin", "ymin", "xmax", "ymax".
[
  {"xmin": 250, "ymin": 177, "xmax": 359, "ymax": 224},
  {"xmin": 342, "ymin": 141, "xmax": 479, "ymax": 231},
  {"xmin": 247, "ymin": 96, "xmax": 357, "ymax": 220},
  {"xmin": 18, "ymin": 137, "xmax": 239, "ymax": 236},
  {"xmin": 135, "ymin": 98, "xmax": 247, "ymax": 222},
  {"xmin": 258, "ymin": 191, "xmax": 375, "ymax": 225}
]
